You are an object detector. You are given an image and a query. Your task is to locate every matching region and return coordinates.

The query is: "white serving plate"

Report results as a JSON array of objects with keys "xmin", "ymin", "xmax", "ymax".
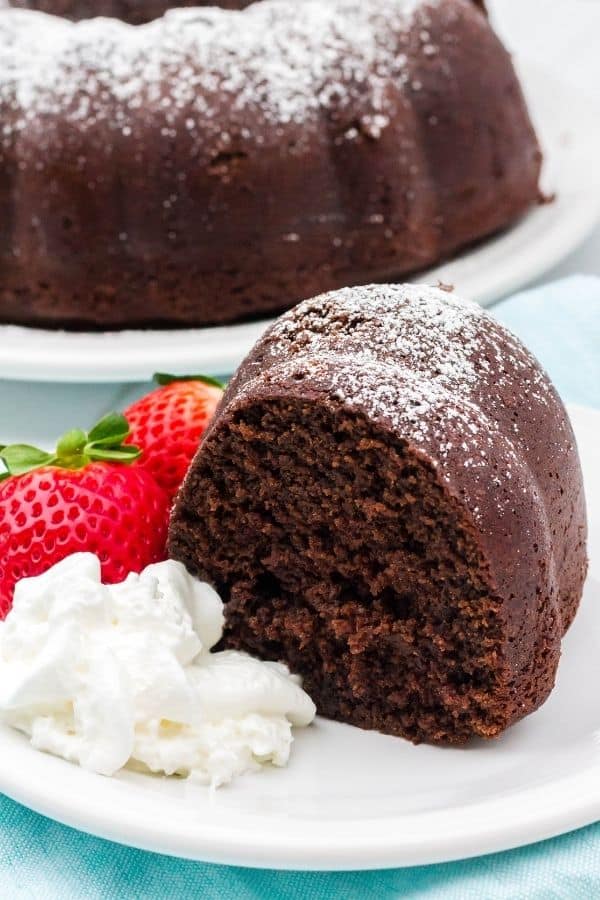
[
  {"xmin": 0, "ymin": 403, "xmax": 598, "ymax": 871},
  {"xmin": 0, "ymin": 60, "xmax": 599, "ymax": 383}
]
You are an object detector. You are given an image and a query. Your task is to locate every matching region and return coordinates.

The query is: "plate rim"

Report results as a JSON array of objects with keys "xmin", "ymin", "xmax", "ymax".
[
  {"xmin": 1, "ymin": 731, "xmax": 599, "ymax": 871},
  {"xmin": 0, "ymin": 58, "xmax": 599, "ymax": 383}
]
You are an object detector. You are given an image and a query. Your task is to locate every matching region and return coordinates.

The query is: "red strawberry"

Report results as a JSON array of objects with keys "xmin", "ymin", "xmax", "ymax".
[
  {"xmin": 125, "ymin": 373, "xmax": 224, "ymax": 503},
  {"xmin": 0, "ymin": 413, "xmax": 170, "ymax": 617}
]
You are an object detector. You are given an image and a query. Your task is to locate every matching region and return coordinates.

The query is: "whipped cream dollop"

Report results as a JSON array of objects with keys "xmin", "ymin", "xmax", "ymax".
[{"xmin": 0, "ymin": 554, "xmax": 315, "ymax": 787}]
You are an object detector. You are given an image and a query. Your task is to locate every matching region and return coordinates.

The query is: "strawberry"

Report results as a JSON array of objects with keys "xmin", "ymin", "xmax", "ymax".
[
  {"xmin": 0, "ymin": 413, "xmax": 170, "ymax": 618},
  {"xmin": 125, "ymin": 373, "xmax": 224, "ymax": 503}
]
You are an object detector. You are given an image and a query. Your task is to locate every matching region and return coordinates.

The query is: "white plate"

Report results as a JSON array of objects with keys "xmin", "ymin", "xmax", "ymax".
[
  {"xmin": 0, "ymin": 403, "xmax": 598, "ymax": 871},
  {"xmin": 0, "ymin": 60, "xmax": 599, "ymax": 383}
]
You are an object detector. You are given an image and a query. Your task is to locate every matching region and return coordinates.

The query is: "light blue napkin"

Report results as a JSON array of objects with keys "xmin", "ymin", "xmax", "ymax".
[
  {"xmin": 493, "ymin": 274, "xmax": 600, "ymax": 410},
  {"xmin": 1, "ymin": 275, "xmax": 599, "ymax": 900}
]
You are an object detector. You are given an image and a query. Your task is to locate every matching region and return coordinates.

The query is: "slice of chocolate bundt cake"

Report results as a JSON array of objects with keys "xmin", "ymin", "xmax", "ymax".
[{"xmin": 169, "ymin": 285, "xmax": 587, "ymax": 745}]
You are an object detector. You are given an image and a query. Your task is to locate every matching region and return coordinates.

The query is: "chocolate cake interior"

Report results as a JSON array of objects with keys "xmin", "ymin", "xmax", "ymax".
[{"xmin": 172, "ymin": 397, "xmax": 508, "ymax": 745}]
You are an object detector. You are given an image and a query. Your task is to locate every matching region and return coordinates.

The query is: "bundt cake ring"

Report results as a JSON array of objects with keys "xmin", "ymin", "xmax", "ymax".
[
  {"xmin": 0, "ymin": 0, "xmax": 541, "ymax": 329},
  {"xmin": 6, "ymin": 0, "xmax": 255, "ymax": 25}
]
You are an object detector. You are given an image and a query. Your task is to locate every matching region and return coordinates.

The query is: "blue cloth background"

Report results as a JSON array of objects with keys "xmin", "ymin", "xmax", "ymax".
[{"xmin": 1, "ymin": 275, "xmax": 599, "ymax": 899}]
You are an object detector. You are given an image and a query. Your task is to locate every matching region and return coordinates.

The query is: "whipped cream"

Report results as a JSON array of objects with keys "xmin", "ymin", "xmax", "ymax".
[{"xmin": 0, "ymin": 554, "xmax": 315, "ymax": 787}]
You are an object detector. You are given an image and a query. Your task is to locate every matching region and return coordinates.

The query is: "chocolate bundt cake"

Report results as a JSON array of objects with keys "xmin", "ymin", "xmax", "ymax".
[
  {"xmin": 7, "ymin": 0, "xmax": 254, "ymax": 25},
  {"xmin": 3, "ymin": 0, "xmax": 489, "ymax": 23},
  {"xmin": 169, "ymin": 284, "xmax": 588, "ymax": 745},
  {"xmin": 0, "ymin": 0, "xmax": 541, "ymax": 330}
]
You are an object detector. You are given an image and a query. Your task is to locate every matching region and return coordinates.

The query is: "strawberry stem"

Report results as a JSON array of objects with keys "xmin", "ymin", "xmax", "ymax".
[
  {"xmin": 0, "ymin": 413, "xmax": 141, "ymax": 481},
  {"xmin": 56, "ymin": 428, "xmax": 88, "ymax": 465}
]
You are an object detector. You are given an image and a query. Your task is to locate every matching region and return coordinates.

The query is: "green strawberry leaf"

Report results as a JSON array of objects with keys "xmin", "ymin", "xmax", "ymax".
[
  {"xmin": 0, "ymin": 444, "xmax": 56, "ymax": 480},
  {"xmin": 87, "ymin": 412, "xmax": 131, "ymax": 446},
  {"xmin": 153, "ymin": 372, "xmax": 226, "ymax": 390},
  {"xmin": 88, "ymin": 446, "xmax": 141, "ymax": 463},
  {"xmin": 84, "ymin": 412, "xmax": 141, "ymax": 463}
]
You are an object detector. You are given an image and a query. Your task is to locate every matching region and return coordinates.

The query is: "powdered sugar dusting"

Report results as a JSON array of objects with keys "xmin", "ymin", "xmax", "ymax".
[
  {"xmin": 233, "ymin": 283, "xmax": 560, "ymax": 526},
  {"xmin": 268, "ymin": 283, "xmax": 485, "ymax": 408},
  {"xmin": 0, "ymin": 0, "xmax": 437, "ymax": 145},
  {"xmin": 265, "ymin": 283, "xmax": 552, "ymax": 431}
]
